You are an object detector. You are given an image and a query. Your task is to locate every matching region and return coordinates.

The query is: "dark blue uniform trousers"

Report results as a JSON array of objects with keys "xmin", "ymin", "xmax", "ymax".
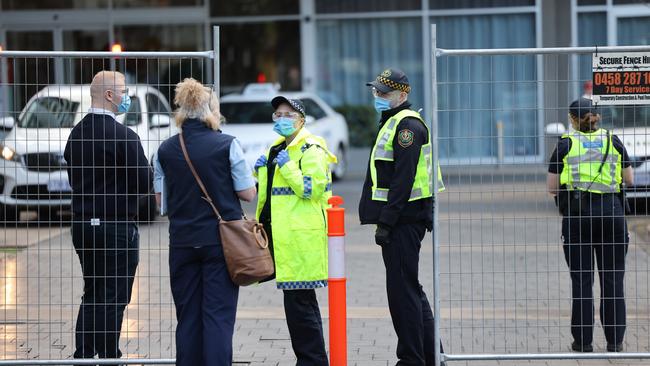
[
  {"xmin": 381, "ymin": 223, "xmax": 442, "ymax": 366},
  {"xmin": 169, "ymin": 245, "xmax": 239, "ymax": 366},
  {"xmin": 283, "ymin": 289, "xmax": 329, "ymax": 366},
  {"xmin": 562, "ymin": 195, "xmax": 628, "ymax": 346},
  {"xmin": 72, "ymin": 221, "xmax": 139, "ymax": 360}
]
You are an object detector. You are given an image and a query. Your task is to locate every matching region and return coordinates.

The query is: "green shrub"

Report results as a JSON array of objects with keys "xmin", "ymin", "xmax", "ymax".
[{"xmin": 334, "ymin": 104, "xmax": 378, "ymax": 147}]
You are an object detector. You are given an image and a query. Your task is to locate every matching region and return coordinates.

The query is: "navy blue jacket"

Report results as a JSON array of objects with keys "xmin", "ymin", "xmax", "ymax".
[
  {"xmin": 158, "ymin": 119, "xmax": 243, "ymax": 247},
  {"xmin": 64, "ymin": 113, "xmax": 152, "ymax": 220}
]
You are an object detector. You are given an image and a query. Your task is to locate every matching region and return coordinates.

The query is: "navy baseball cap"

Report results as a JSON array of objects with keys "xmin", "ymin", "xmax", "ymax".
[
  {"xmin": 366, "ymin": 68, "xmax": 411, "ymax": 94},
  {"xmin": 271, "ymin": 96, "xmax": 306, "ymax": 118},
  {"xmin": 569, "ymin": 98, "xmax": 598, "ymax": 119}
]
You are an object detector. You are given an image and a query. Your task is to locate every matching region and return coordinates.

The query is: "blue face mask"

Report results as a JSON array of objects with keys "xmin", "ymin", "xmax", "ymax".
[
  {"xmin": 374, "ymin": 96, "xmax": 391, "ymax": 113},
  {"xmin": 111, "ymin": 93, "xmax": 131, "ymax": 114},
  {"xmin": 273, "ymin": 117, "xmax": 298, "ymax": 137}
]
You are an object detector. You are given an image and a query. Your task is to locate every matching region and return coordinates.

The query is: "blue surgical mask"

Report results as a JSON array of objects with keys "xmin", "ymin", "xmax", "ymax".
[
  {"xmin": 374, "ymin": 96, "xmax": 391, "ymax": 113},
  {"xmin": 273, "ymin": 117, "xmax": 297, "ymax": 137},
  {"xmin": 112, "ymin": 94, "xmax": 131, "ymax": 115}
]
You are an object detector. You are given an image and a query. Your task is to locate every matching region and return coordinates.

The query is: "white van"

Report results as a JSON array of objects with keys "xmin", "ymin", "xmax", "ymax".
[{"xmin": 0, "ymin": 85, "xmax": 176, "ymax": 222}]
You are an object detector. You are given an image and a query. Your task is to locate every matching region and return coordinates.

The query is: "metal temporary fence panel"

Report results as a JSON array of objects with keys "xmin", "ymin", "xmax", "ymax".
[
  {"xmin": 0, "ymin": 48, "xmax": 214, "ymax": 365},
  {"xmin": 431, "ymin": 24, "xmax": 650, "ymax": 364}
]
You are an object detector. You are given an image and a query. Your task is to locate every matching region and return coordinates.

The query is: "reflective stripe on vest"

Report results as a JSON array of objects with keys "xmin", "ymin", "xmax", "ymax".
[{"xmin": 560, "ymin": 129, "xmax": 621, "ymax": 194}]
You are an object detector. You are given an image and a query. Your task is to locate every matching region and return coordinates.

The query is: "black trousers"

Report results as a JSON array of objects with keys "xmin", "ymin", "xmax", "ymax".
[
  {"xmin": 562, "ymin": 194, "xmax": 629, "ymax": 346},
  {"xmin": 169, "ymin": 245, "xmax": 239, "ymax": 366},
  {"xmin": 283, "ymin": 289, "xmax": 329, "ymax": 366},
  {"xmin": 71, "ymin": 221, "xmax": 139, "ymax": 359},
  {"xmin": 381, "ymin": 222, "xmax": 441, "ymax": 366}
]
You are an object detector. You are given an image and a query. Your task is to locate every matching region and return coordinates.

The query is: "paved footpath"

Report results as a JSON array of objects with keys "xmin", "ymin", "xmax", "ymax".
[{"xmin": 1, "ymin": 180, "xmax": 650, "ymax": 365}]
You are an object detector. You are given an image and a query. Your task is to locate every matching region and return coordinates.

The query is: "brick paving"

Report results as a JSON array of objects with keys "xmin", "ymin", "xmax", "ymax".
[{"xmin": 1, "ymin": 177, "xmax": 649, "ymax": 365}]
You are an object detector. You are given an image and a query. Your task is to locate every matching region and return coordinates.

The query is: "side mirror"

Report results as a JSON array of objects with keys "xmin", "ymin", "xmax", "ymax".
[
  {"xmin": 0, "ymin": 116, "xmax": 15, "ymax": 130},
  {"xmin": 150, "ymin": 114, "xmax": 172, "ymax": 129},
  {"xmin": 305, "ymin": 115, "xmax": 316, "ymax": 125},
  {"xmin": 545, "ymin": 123, "xmax": 566, "ymax": 135}
]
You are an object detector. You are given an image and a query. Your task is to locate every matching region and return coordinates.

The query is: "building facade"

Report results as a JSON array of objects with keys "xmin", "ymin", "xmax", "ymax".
[{"xmin": 0, "ymin": 0, "xmax": 648, "ymax": 161}]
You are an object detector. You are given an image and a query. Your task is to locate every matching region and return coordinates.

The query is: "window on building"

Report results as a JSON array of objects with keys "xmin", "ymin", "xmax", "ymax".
[
  {"xmin": 577, "ymin": 0, "xmax": 606, "ymax": 5},
  {"xmin": 613, "ymin": 0, "xmax": 648, "ymax": 4},
  {"xmin": 429, "ymin": 0, "xmax": 534, "ymax": 9},
  {"xmin": 219, "ymin": 21, "xmax": 301, "ymax": 94},
  {"xmin": 433, "ymin": 14, "xmax": 537, "ymax": 160},
  {"xmin": 113, "ymin": 0, "xmax": 203, "ymax": 7},
  {"xmin": 315, "ymin": 0, "xmax": 420, "ymax": 13},
  {"xmin": 113, "ymin": 24, "xmax": 206, "ymax": 103},
  {"xmin": 210, "ymin": 0, "xmax": 298, "ymax": 16},
  {"xmin": 5, "ymin": 31, "xmax": 55, "ymax": 115},
  {"xmin": 577, "ymin": 12, "xmax": 607, "ymax": 96},
  {"xmin": 316, "ymin": 17, "xmax": 424, "ymax": 109},
  {"xmin": 1, "ymin": 0, "xmax": 107, "ymax": 9},
  {"xmin": 62, "ymin": 30, "xmax": 111, "ymax": 85}
]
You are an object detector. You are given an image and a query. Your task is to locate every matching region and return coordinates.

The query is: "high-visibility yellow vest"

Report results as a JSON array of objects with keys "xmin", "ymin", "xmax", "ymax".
[
  {"xmin": 255, "ymin": 127, "xmax": 337, "ymax": 290},
  {"xmin": 560, "ymin": 128, "xmax": 622, "ymax": 193},
  {"xmin": 370, "ymin": 109, "xmax": 444, "ymax": 202}
]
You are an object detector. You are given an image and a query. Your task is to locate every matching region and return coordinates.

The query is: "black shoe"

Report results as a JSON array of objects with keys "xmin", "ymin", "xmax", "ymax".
[
  {"xmin": 607, "ymin": 343, "xmax": 623, "ymax": 352},
  {"xmin": 571, "ymin": 341, "xmax": 593, "ymax": 352}
]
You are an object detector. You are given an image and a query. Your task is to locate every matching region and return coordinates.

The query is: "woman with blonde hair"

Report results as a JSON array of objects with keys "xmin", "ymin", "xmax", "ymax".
[{"xmin": 154, "ymin": 78, "xmax": 255, "ymax": 365}]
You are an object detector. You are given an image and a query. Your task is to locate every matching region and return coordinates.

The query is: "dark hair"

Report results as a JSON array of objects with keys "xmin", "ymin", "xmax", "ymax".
[{"xmin": 571, "ymin": 113, "xmax": 598, "ymax": 133}]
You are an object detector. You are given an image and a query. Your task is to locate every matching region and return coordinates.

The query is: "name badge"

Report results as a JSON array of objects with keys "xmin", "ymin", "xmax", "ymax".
[{"xmin": 582, "ymin": 140, "xmax": 603, "ymax": 149}]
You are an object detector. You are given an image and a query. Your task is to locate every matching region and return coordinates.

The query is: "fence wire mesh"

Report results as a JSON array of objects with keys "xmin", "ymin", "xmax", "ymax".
[
  {"xmin": 434, "ymin": 45, "xmax": 650, "ymax": 363},
  {"xmin": 1, "ymin": 44, "xmax": 650, "ymax": 366},
  {"xmin": 0, "ymin": 52, "xmax": 211, "ymax": 364}
]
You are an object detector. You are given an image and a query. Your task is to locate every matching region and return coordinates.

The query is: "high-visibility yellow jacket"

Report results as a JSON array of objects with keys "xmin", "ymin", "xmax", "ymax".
[
  {"xmin": 560, "ymin": 129, "xmax": 622, "ymax": 193},
  {"xmin": 370, "ymin": 109, "xmax": 444, "ymax": 202},
  {"xmin": 256, "ymin": 127, "xmax": 337, "ymax": 290}
]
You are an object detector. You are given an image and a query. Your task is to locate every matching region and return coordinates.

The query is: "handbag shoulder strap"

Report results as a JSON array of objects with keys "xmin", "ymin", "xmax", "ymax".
[{"xmin": 179, "ymin": 132, "xmax": 222, "ymax": 221}]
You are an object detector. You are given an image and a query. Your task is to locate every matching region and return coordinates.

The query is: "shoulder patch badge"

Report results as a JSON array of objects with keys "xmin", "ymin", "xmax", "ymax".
[{"xmin": 398, "ymin": 129, "xmax": 414, "ymax": 148}]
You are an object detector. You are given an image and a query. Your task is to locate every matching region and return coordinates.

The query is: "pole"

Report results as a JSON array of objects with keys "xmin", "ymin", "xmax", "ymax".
[
  {"xmin": 430, "ymin": 24, "xmax": 444, "ymax": 366},
  {"xmin": 212, "ymin": 25, "xmax": 220, "ymax": 96},
  {"xmin": 327, "ymin": 196, "xmax": 347, "ymax": 366}
]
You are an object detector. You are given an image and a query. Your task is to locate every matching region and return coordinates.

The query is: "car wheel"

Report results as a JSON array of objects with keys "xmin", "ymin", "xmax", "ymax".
[
  {"xmin": 137, "ymin": 194, "xmax": 158, "ymax": 224},
  {"xmin": 332, "ymin": 144, "xmax": 347, "ymax": 181},
  {"xmin": 0, "ymin": 203, "xmax": 18, "ymax": 226}
]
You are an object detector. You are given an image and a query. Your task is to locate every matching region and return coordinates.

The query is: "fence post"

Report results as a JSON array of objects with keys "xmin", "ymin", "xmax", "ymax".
[
  {"xmin": 327, "ymin": 195, "xmax": 347, "ymax": 366},
  {"xmin": 212, "ymin": 25, "xmax": 220, "ymax": 96},
  {"xmin": 430, "ymin": 23, "xmax": 444, "ymax": 366}
]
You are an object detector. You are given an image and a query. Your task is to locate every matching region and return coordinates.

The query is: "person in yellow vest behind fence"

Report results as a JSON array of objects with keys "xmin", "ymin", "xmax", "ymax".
[
  {"xmin": 254, "ymin": 96, "xmax": 337, "ymax": 366},
  {"xmin": 359, "ymin": 68, "xmax": 445, "ymax": 366},
  {"xmin": 547, "ymin": 98, "xmax": 633, "ymax": 353}
]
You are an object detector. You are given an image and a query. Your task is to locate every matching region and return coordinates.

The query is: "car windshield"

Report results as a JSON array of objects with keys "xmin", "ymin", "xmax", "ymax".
[
  {"xmin": 19, "ymin": 97, "xmax": 80, "ymax": 128},
  {"xmin": 220, "ymin": 102, "xmax": 274, "ymax": 124},
  {"xmin": 599, "ymin": 105, "xmax": 650, "ymax": 129}
]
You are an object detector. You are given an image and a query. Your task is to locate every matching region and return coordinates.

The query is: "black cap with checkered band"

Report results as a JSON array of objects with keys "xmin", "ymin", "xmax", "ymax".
[
  {"xmin": 271, "ymin": 96, "xmax": 306, "ymax": 118},
  {"xmin": 366, "ymin": 68, "xmax": 411, "ymax": 94}
]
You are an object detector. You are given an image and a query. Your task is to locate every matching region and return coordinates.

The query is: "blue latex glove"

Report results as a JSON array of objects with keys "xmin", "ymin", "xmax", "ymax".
[
  {"xmin": 254, "ymin": 155, "xmax": 267, "ymax": 171},
  {"xmin": 274, "ymin": 150, "xmax": 290, "ymax": 167}
]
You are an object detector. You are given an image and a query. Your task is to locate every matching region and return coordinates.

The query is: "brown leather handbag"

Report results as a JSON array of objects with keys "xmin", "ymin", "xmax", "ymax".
[{"xmin": 179, "ymin": 133, "xmax": 274, "ymax": 286}]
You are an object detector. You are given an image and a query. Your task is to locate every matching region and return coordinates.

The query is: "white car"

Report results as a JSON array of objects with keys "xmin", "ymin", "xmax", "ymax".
[
  {"xmin": 220, "ymin": 84, "xmax": 349, "ymax": 180},
  {"xmin": 0, "ymin": 85, "xmax": 176, "ymax": 222}
]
